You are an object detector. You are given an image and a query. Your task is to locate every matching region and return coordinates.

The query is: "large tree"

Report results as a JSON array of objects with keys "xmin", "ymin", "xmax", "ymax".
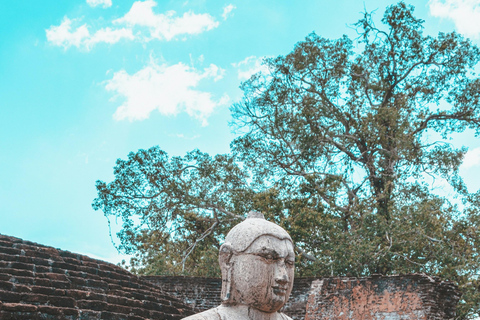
[{"xmin": 93, "ymin": 3, "xmax": 480, "ymax": 318}]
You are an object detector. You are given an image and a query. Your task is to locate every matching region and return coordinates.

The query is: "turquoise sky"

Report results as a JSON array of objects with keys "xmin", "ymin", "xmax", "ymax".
[{"xmin": 1, "ymin": 0, "xmax": 480, "ymax": 264}]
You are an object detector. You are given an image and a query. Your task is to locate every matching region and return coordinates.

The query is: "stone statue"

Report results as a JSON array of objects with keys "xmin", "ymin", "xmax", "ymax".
[{"xmin": 183, "ymin": 211, "xmax": 295, "ymax": 320}]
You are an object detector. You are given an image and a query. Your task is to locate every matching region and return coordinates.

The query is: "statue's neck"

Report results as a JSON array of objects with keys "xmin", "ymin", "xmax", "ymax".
[{"xmin": 218, "ymin": 304, "xmax": 281, "ymax": 320}]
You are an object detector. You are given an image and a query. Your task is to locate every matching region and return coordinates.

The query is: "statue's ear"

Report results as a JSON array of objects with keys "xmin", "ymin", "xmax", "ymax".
[
  {"xmin": 219, "ymin": 243, "xmax": 234, "ymax": 302},
  {"xmin": 219, "ymin": 243, "xmax": 233, "ymax": 268}
]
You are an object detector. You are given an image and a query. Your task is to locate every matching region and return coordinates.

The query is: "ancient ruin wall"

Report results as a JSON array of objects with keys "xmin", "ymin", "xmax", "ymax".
[
  {"xmin": 143, "ymin": 276, "xmax": 222, "ymax": 312},
  {"xmin": 0, "ymin": 234, "xmax": 194, "ymax": 320},
  {"xmin": 305, "ymin": 275, "xmax": 460, "ymax": 320},
  {"xmin": 0, "ymin": 233, "xmax": 460, "ymax": 320},
  {"xmin": 144, "ymin": 275, "xmax": 460, "ymax": 320},
  {"xmin": 283, "ymin": 277, "xmax": 317, "ymax": 320}
]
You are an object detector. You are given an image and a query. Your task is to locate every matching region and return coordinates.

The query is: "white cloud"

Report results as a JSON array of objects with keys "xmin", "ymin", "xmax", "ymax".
[
  {"xmin": 46, "ymin": 17, "xmax": 134, "ymax": 50},
  {"xmin": 461, "ymin": 147, "xmax": 480, "ymax": 169},
  {"xmin": 222, "ymin": 4, "xmax": 236, "ymax": 20},
  {"xmin": 232, "ymin": 56, "xmax": 270, "ymax": 81},
  {"xmin": 169, "ymin": 133, "xmax": 201, "ymax": 140},
  {"xmin": 114, "ymin": 0, "xmax": 219, "ymax": 41},
  {"xmin": 47, "ymin": 1, "xmax": 224, "ymax": 50},
  {"xmin": 105, "ymin": 61, "xmax": 229, "ymax": 125},
  {"xmin": 429, "ymin": 0, "xmax": 480, "ymax": 38},
  {"xmin": 46, "ymin": 18, "xmax": 90, "ymax": 49},
  {"xmin": 86, "ymin": 27, "xmax": 135, "ymax": 48},
  {"xmin": 87, "ymin": 0, "xmax": 112, "ymax": 8}
]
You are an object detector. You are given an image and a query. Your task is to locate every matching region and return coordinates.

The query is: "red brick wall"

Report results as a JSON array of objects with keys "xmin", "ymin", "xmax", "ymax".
[{"xmin": 305, "ymin": 275, "xmax": 460, "ymax": 320}]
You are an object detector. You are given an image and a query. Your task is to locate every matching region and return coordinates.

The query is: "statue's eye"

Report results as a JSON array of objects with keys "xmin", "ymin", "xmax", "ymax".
[
  {"xmin": 285, "ymin": 260, "xmax": 294, "ymax": 267},
  {"xmin": 258, "ymin": 253, "xmax": 275, "ymax": 262},
  {"xmin": 263, "ymin": 254, "xmax": 275, "ymax": 261}
]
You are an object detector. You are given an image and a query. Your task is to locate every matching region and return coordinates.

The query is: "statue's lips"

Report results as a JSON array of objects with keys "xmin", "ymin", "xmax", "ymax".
[{"xmin": 272, "ymin": 286, "xmax": 288, "ymax": 295}]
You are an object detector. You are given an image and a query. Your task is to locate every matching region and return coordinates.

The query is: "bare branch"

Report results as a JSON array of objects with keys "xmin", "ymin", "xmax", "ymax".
[
  {"xmin": 295, "ymin": 245, "xmax": 317, "ymax": 261},
  {"xmin": 196, "ymin": 204, "xmax": 245, "ymax": 221},
  {"xmin": 391, "ymin": 252, "xmax": 426, "ymax": 267},
  {"xmin": 181, "ymin": 219, "xmax": 219, "ymax": 272},
  {"xmin": 411, "ymin": 111, "xmax": 477, "ymax": 135}
]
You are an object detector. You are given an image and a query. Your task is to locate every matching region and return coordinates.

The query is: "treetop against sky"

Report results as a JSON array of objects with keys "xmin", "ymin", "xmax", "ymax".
[{"xmin": 1, "ymin": 0, "xmax": 480, "ymax": 264}]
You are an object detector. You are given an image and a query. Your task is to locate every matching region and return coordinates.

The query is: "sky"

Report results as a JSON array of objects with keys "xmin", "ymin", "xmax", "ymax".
[{"xmin": 1, "ymin": 0, "xmax": 480, "ymax": 265}]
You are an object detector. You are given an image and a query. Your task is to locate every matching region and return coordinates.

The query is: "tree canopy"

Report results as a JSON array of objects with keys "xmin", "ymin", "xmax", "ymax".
[{"xmin": 93, "ymin": 3, "xmax": 480, "ymax": 318}]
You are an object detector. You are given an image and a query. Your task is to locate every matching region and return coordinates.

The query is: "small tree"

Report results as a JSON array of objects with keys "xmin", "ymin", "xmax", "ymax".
[{"xmin": 94, "ymin": 3, "xmax": 480, "ymax": 318}]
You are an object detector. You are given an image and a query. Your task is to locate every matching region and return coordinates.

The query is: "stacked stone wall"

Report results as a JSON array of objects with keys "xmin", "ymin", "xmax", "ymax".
[
  {"xmin": 305, "ymin": 275, "xmax": 460, "ymax": 320},
  {"xmin": 143, "ymin": 276, "xmax": 222, "ymax": 312},
  {"xmin": 0, "ymin": 234, "xmax": 193, "ymax": 320}
]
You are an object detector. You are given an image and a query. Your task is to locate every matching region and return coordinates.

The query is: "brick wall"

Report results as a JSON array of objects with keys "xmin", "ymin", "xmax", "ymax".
[
  {"xmin": 0, "ymin": 233, "xmax": 460, "ymax": 320},
  {"xmin": 0, "ymin": 234, "xmax": 194, "ymax": 320},
  {"xmin": 143, "ymin": 275, "xmax": 460, "ymax": 320},
  {"xmin": 143, "ymin": 276, "xmax": 222, "ymax": 312},
  {"xmin": 304, "ymin": 275, "xmax": 460, "ymax": 320},
  {"xmin": 283, "ymin": 277, "xmax": 317, "ymax": 320}
]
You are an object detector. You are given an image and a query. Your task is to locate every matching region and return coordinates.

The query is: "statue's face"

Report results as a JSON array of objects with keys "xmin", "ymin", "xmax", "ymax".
[{"xmin": 230, "ymin": 235, "xmax": 295, "ymax": 313}]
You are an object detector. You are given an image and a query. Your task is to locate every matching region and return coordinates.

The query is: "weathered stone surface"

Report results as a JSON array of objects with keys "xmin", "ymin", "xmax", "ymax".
[
  {"xmin": 304, "ymin": 275, "xmax": 460, "ymax": 320},
  {"xmin": 0, "ymin": 233, "xmax": 194, "ymax": 320},
  {"xmin": 182, "ymin": 212, "xmax": 296, "ymax": 320}
]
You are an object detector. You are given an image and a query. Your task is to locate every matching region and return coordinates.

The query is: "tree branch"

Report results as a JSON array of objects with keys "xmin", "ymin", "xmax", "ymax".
[{"xmin": 295, "ymin": 245, "xmax": 317, "ymax": 261}]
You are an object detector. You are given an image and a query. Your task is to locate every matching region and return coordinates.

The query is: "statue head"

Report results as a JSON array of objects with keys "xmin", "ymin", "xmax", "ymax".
[{"xmin": 219, "ymin": 211, "xmax": 295, "ymax": 313}]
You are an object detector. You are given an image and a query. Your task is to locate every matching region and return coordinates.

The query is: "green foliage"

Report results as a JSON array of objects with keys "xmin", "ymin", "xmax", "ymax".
[
  {"xmin": 94, "ymin": 3, "xmax": 480, "ymax": 318},
  {"xmin": 93, "ymin": 147, "xmax": 252, "ymax": 276}
]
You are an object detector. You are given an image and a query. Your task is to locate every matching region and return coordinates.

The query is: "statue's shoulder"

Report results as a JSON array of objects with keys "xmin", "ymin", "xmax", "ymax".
[{"xmin": 182, "ymin": 307, "xmax": 221, "ymax": 320}]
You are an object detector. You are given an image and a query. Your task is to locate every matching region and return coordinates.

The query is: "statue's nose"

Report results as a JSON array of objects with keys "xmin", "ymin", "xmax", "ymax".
[{"xmin": 274, "ymin": 263, "xmax": 289, "ymax": 285}]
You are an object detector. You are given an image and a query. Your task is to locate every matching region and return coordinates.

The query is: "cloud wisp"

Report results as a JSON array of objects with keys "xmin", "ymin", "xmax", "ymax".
[
  {"xmin": 45, "ymin": 17, "xmax": 134, "ymax": 50},
  {"xmin": 232, "ymin": 56, "xmax": 270, "ymax": 81},
  {"xmin": 222, "ymin": 4, "xmax": 236, "ymax": 20},
  {"xmin": 87, "ymin": 0, "xmax": 112, "ymax": 8},
  {"xmin": 46, "ymin": 1, "xmax": 234, "ymax": 50},
  {"xmin": 114, "ymin": 0, "xmax": 219, "ymax": 41},
  {"xmin": 429, "ymin": 0, "xmax": 480, "ymax": 38},
  {"xmin": 105, "ymin": 61, "xmax": 229, "ymax": 126},
  {"xmin": 461, "ymin": 146, "xmax": 480, "ymax": 169}
]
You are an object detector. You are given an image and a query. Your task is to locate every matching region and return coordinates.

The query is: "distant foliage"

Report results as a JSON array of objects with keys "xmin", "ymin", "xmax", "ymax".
[{"xmin": 94, "ymin": 3, "xmax": 480, "ymax": 318}]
